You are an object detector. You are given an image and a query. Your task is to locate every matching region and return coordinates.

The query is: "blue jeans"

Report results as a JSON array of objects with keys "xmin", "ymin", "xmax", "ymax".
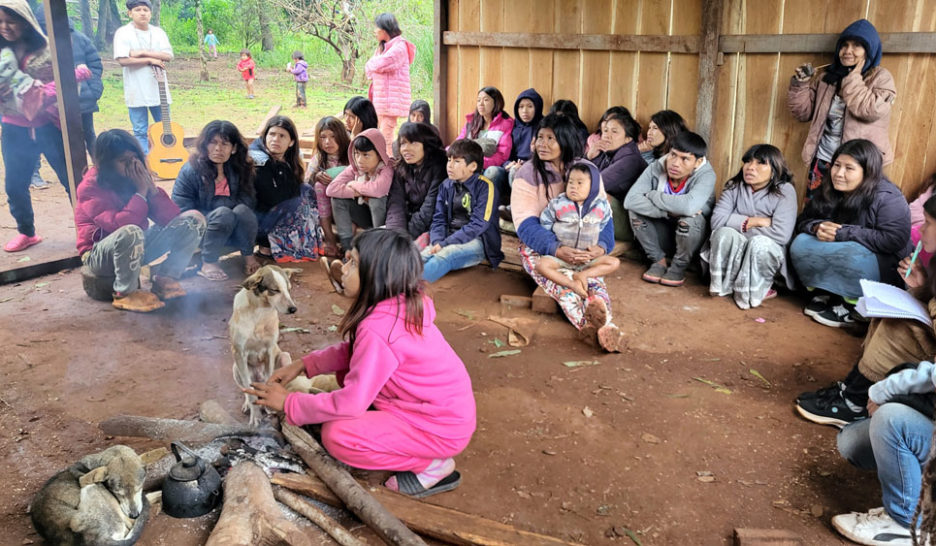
[
  {"xmin": 484, "ymin": 166, "xmax": 508, "ymax": 204},
  {"xmin": 837, "ymin": 403, "xmax": 933, "ymax": 527},
  {"xmin": 421, "ymin": 239, "xmax": 485, "ymax": 283},
  {"xmin": 790, "ymin": 233, "xmax": 879, "ymax": 299},
  {"xmin": 128, "ymin": 106, "xmax": 163, "ymax": 155},
  {"xmin": 1, "ymin": 122, "xmax": 69, "ymax": 237}
]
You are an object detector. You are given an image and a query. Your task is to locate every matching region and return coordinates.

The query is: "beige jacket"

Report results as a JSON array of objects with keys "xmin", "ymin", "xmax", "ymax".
[{"xmin": 787, "ymin": 65, "xmax": 896, "ymax": 166}]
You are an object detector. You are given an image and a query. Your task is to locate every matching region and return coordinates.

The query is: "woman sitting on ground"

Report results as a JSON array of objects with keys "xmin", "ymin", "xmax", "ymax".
[
  {"xmin": 796, "ymin": 193, "xmax": 936, "ymax": 428},
  {"xmin": 637, "ymin": 110, "xmax": 688, "ymax": 164},
  {"xmin": 510, "ymin": 113, "xmax": 625, "ymax": 352},
  {"xmin": 790, "ymin": 139, "xmax": 910, "ymax": 329},
  {"xmin": 172, "ymin": 120, "xmax": 259, "ymax": 280},
  {"xmin": 343, "ymin": 96, "xmax": 379, "ymax": 138},
  {"xmin": 704, "ymin": 144, "xmax": 798, "ymax": 309},
  {"xmin": 249, "ymin": 115, "xmax": 324, "ymax": 262},
  {"xmin": 306, "ymin": 116, "xmax": 351, "ymax": 257},
  {"xmin": 74, "ymin": 129, "xmax": 205, "ymax": 312},
  {"xmin": 246, "ymin": 229, "xmax": 476, "ymax": 499},
  {"xmin": 590, "ymin": 109, "xmax": 647, "ymax": 242},
  {"xmin": 385, "ymin": 122, "xmax": 447, "ymax": 247}
]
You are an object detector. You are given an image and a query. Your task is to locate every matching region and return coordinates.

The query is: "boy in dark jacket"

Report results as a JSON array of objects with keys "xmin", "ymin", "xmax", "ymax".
[{"xmin": 423, "ymin": 139, "xmax": 503, "ymax": 282}]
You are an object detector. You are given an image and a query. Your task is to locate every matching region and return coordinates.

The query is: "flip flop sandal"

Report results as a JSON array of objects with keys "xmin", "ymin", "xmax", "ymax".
[
  {"xmin": 197, "ymin": 268, "xmax": 229, "ymax": 281},
  {"xmin": 254, "ymin": 250, "xmax": 274, "ymax": 260},
  {"xmin": 391, "ymin": 471, "xmax": 461, "ymax": 499}
]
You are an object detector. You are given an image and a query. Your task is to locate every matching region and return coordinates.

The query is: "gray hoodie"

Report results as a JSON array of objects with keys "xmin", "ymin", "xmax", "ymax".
[{"xmin": 624, "ymin": 154, "xmax": 716, "ymax": 219}]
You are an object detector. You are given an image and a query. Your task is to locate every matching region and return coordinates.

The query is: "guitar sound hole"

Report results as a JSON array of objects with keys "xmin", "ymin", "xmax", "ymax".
[{"xmin": 162, "ymin": 134, "xmax": 176, "ymax": 147}]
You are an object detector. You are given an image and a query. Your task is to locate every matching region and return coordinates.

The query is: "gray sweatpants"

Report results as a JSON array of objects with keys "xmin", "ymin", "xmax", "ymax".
[
  {"xmin": 84, "ymin": 212, "xmax": 205, "ymax": 295},
  {"xmin": 331, "ymin": 196, "xmax": 387, "ymax": 250},
  {"xmin": 629, "ymin": 211, "xmax": 707, "ymax": 269},
  {"xmin": 202, "ymin": 204, "xmax": 258, "ymax": 262}
]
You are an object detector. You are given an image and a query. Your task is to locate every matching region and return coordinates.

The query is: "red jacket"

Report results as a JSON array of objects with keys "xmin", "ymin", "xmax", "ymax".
[{"xmin": 74, "ymin": 167, "xmax": 180, "ymax": 255}]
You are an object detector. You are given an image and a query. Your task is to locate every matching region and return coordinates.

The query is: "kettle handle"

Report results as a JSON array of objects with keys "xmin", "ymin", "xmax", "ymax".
[{"xmin": 171, "ymin": 442, "xmax": 204, "ymax": 471}]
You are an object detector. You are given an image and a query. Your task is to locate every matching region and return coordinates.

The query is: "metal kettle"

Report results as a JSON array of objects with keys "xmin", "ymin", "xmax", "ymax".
[{"xmin": 162, "ymin": 442, "xmax": 222, "ymax": 518}]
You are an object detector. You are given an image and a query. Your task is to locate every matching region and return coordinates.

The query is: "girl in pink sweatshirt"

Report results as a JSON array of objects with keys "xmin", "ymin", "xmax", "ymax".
[{"xmin": 246, "ymin": 228, "xmax": 476, "ymax": 498}]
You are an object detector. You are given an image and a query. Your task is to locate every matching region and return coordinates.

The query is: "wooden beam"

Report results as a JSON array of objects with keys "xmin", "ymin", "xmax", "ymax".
[
  {"xmin": 695, "ymin": 0, "xmax": 725, "ymax": 141},
  {"xmin": 433, "ymin": 0, "xmax": 449, "ymax": 140},
  {"xmin": 43, "ymin": 0, "xmax": 86, "ymax": 207},
  {"xmin": 272, "ymin": 472, "xmax": 585, "ymax": 546},
  {"xmin": 720, "ymin": 32, "xmax": 936, "ymax": 54},
  {"xmin": 443, "ymin": 31, "xmax": 700, "ymax": 53}
]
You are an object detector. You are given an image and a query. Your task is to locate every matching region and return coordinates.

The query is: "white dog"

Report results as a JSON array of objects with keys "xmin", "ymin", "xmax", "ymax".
[{"xmin": 230, "ymin": 265, "xmax": 300, "ymax": 427}]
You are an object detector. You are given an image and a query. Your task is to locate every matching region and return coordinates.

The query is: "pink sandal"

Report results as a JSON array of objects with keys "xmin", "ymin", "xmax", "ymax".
[{"xmin": 4, "ymin": 233, "xmax": 42, "ymax": 252}]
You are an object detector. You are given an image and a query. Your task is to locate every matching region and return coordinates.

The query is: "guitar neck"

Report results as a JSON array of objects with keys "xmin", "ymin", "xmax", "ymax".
[{"xmin": 157, "ymin": 78, "xmax": 171, "ymax": 133}]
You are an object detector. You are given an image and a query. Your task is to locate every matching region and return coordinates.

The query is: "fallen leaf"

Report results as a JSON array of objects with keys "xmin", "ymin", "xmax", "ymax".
[
  {"xmin": 666, "ymin": 393, "xmax": 690, "ymax": 398},
  {"xmin": 326, "ymin": 325, "xmax": 338, "ymax": 332},
  {"xmin": 489, "ymin": 337, "xmax": 505, "ymax": 348},
  {"xmin": 0, "ymin": 297, "xmax": 13, "ymax": 303},
  {"xmin": 515, "ymin": 490, "xmax": 531, "ymax": 499},
  {"xmin": 16, "ymin": 256, "xmax": 30, "ymax": 263},
  {"xmin": 563, "ymin": 360, "xmax": 599, "ymax": 368},
  {"xmin": 542, "ymin": 449, "xmax": 557, "ymax": 456},
  {"xmin": 331, "ymin": 304, "xmax": 345, "ymax": 316},
  {"xmin": 749, "ymin": 369, "xmax": 771, "ymax": 387},
  {"xmin": 692, "ymin": 376, "xmax": 732, "ymax": 394},
  {"xmin": 454, "ymin": 309, "xmax": 475, "ymax": 320},
  {"xmin": 34, "ymin": 282, "xmax": 49, "ymax": 289},
  {"xmin": 697, "ymin": 475, "xmax": 716, "ymax": 483},
  {"xmin": 582, "ymin": 406, "xmax": 594, "ymax": 418},
  {"xmin": 620, "ymin": 528, "xmax": 642, "ymax": 546},
  {"xmin": 488, "ymin": 349, "xmax": 521, "ymax": 358},
  {"xmin": 640, "ymin": 433, "xmax": 661, "ymax": 444},
  {"xmin": 279, "ymin": 327, "xmax": 310, "ymax": 334}
]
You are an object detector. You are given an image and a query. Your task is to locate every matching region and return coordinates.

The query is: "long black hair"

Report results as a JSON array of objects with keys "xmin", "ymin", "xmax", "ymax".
[
  {"xmin": 592, "ymin": 106, "xmax": 634, "ymax": 135},
  {"xmin": 802, "ymin": 139, "xmax": 884, "ymax": 225},
  {"xmin": 395, "ymin": 122, "xmax": 445, "ymax": 172},
  {"xmin": 375, "ymin": 12, "xmax": 402, "ymax": 52},
  {"xmin": 466, "ymin": 86, "xmax": 508, "ymax": 139},
  {"xmin": 189, "ymin": 120, "xmax": 254, "ymax": 201},
  {"xmin": 649, "ymin": 110, "xmax": 688, "ymax": 158},
  {"xmin": 93, "ymin": 129, "xmax": 145, "ymax": 202},
  {"xmin": 339, "ymin": 228, "xmax": 424, "ymax": 347},
  {"xmin": 344, "ymin": 96, "xmax": 379, "ymax": 132},
  {"xmin": 549, "ymin": 99, "xmax": 589, "ymax": 137},
  {"xmin": 258, "ymin": 115, "xmax": 304, "ymax": 183},
  {"xmin": 724, "ymin": 144, "xmax": 793, "ymax": 196},
  {"xmin": 603, "ymin": 109, "xmax": 642, "ymax": 142},
  {"xmin": 532, "ymin": 113, "xmax": 584, "ymax": 199}
]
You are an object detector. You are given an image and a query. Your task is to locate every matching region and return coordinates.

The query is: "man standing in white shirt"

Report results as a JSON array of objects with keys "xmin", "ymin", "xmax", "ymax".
[{"xmin": 113, "ymin": 0, "xmax": 173, "ymax": 154}]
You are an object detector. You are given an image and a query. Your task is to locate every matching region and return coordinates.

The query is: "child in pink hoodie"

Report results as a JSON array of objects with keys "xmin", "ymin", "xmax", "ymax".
[
  {"xmin": 326, "ymin": 128, "xmax": 393, "ymax": 252},
  {"xmin": 246, "ymin": 228, "xmax": 476, "ymax": 498}
]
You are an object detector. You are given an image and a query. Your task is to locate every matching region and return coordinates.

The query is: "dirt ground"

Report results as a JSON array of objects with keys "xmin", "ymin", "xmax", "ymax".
[{"xmin": 0, "ymin": 225, "xmax": 878, "ymax": 545}]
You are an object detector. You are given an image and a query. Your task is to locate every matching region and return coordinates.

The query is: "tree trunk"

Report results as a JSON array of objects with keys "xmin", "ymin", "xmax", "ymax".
[
  {"xmin": 94, "ymin": 0, "xmax": 109, "ymax": 50},
  {"xmin": 107, "ymin": 0, "xmax": 121, "ymax": 45},
  {"xmin": 257, "ymin": 0, "xmax": 274, "ymax": 51},
  {"xmin": 341, "ymin": 58, "xmax": 356, "ymax": 84},
  {"xmin": 150, "ymin": 0, "xmax": 161, "ymax": 26},
  {"xmin": 79, "ymin": 0, "xmax": 93, "ymax": 40},
  {"xmin": 195, "ymin": 0, "xmax": 209, "ymax": 81}
]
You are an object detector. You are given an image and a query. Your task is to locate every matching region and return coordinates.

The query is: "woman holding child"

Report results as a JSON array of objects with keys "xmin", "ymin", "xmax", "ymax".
[
  {"xmin": 250, "ymin": 115, "xmax": 324, "ymax": 262},
  {"xmin": 172, "ymin": 120, "xmax": 259, "ymax": 280},
  {"xmin": 385, "ymin": 121, "xmax": 447, "ymax": 245},
  {"xmin": 511, "ymin": 113, "xmax": 625, "ymax": 352},
  {"xmin": 790, "ymin": 139, "xmax": 910, "ymax": 329},
  {"xmin": 704, "ymin": 144, "xmax": 798, "ymax": 310}
]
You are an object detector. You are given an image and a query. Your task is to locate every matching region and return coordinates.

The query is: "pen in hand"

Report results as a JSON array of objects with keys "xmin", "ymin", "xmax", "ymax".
[{"xmin": 905, "ymin": 240, "xmax": 923, "ymax": 280}]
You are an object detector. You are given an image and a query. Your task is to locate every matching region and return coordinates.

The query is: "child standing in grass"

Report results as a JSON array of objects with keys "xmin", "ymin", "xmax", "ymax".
[
  {"xmin": 286, "ymin": 51, "xmax": 308, "ymax": 108},
  {"xmin": 237, "ymin": 49, "xmax": 255, "ymax": 99}
]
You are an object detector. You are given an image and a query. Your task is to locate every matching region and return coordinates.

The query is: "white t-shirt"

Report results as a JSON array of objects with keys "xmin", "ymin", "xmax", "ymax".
[{"xmin": 113, "ymin": 23, "xmax": 174, "ymax": 107}]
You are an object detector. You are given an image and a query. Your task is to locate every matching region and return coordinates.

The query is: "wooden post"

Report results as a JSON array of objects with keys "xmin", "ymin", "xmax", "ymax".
[
  {"xmin": 43, "ymin": 0, "xmax": 87, "ymax": 207},
  {"xmin": 433, "ymin": 0, "xmax": 448, "ymax": 140},
  {"xmin": 694, "ymin": 0, "xmax": 725, "ymax": 142}
]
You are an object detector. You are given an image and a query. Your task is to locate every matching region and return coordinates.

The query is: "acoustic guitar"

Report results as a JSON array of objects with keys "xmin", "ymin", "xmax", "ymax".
[{"xmin": 146, "ymin": 66, "xmax": 186, "ymax": 179}]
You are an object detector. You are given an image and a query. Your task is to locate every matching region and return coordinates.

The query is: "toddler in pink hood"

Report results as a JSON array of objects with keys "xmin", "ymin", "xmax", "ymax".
[{"xmin": 246, "ymin": 228, "xmax": 476, "ymax": 498}]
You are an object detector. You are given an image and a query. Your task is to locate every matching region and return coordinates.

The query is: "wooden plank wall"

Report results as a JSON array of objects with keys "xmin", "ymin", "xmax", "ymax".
[
  {"xmin": 443, "ymin": 0, "xmax": 700, "ymax": 144},
  {"xmin": 445, "ymin": 0, "xmax": 936, "ymax": 201},
  {"xmin": 711, "ymin": 0, "xmax": 936, "ymax": 201}
]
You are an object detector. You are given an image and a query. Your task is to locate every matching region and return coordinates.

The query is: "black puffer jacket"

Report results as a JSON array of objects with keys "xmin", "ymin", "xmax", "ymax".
[{"xmin": 385, "ymin": 152, "xmax": 446, "ymax": 239}]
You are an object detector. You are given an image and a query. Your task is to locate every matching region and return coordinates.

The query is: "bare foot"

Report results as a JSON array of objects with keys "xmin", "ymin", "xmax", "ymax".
[
  {"xmin": 244, "ymin": 255, "xmax": 261, "ymax": 275},
  {"xmin": 198, "ymin": 261, "xmax": 229, "ymax": 281}
]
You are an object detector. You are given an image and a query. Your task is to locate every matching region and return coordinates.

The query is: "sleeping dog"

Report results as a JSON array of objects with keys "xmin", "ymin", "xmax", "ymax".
[
  {"xmin": 230, "ymin": 265, "xmax": 300, "ymax": 427},
  {"xmin": 30, "ymin": 445, "xmax": 148, "ymax": 546}
]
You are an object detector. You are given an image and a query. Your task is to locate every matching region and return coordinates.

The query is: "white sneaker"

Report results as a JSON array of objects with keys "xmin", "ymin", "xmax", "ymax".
[{"xmin": 832, "ymin": 507, "xmax": 913, "ymax": 545}]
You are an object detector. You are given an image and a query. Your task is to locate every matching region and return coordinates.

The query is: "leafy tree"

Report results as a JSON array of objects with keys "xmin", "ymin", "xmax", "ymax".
[{"xmin": 269, "ymin": 0, "xmax": 363, "ymax": 84}]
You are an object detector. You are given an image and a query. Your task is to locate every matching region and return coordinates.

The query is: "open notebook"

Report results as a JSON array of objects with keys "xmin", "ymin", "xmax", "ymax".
[{"xmin": 855, "ymin": 279, "xmax": 932, "ymax": 325}]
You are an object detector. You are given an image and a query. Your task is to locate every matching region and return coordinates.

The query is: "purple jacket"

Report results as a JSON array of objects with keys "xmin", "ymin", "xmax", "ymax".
[
  {"xmin": 593, "ymin": 140, "xmax": 647, "ymax": 201},
  {"xmin": 290, "ymin": 60, "xmax": 308, "ymax": 82}
]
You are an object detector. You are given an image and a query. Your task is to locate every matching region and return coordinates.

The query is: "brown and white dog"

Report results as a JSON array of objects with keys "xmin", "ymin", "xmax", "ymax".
[{"xmin": 230, "ymin": 265, "xmax": 300, "ymax": 427}]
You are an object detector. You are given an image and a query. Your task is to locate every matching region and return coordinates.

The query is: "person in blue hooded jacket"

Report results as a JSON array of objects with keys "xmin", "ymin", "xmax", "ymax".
[
  {"xmin": 499, "ymin": 88, "xmax": 544, "ymax": 220},
  {"xmin": 535, "ymin": 160, "xmax": 620, "ymax": 298},
  {"xmin": 423, "ymin": 139, "xmax": 502, "ymax": 283},
  {"xmin": 788, "ymin": 19, "xmax": 896, "ymax": 202}
]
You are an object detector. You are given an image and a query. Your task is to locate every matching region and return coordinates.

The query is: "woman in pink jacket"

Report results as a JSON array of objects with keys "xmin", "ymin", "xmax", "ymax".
[
  {"xmin": 456, "ymin": 86, "xmax": 515, "ymax": 202},
  {"xmin": 365, "ymin": 13, "xmax": 415, "ymax": 156},
  {"xmin": 247, "ymin": 228, "xmax": 476, "ymax": 498}
]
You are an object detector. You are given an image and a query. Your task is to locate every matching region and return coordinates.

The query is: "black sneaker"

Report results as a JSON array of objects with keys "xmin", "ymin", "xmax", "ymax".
[
  {"xmin": 804, "ymin": 294, "xmax": 831, "ymax": 318},
  {"xmin": 812, "ymin": 302, "xmax": 858, "ymax": 328},
  {"xmin": 796, "ymin": 386, "xmax": 867, "ymax": 427},
  {"xmin": 796, "ymin": 381, "xmax": 844, "ymax": 403}
]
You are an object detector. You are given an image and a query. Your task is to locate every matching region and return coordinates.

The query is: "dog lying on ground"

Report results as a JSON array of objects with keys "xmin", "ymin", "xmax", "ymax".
[
  {"xmin": 230, "ymin": 265, "xmax": 300, "ymax": 427},
  {"xmin": 30, "ymin": 445, "xmax": 148, "ymax": 546}
]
